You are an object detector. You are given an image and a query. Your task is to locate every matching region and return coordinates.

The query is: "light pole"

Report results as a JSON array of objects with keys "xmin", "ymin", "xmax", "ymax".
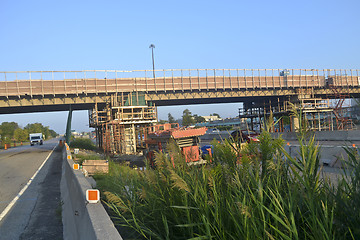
[{"xmin": 149, "ymin": 44, "xmax": 156, "ymax": 79}]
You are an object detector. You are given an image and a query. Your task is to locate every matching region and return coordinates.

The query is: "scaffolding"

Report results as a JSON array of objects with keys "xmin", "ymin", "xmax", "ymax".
[
  {"xmin": 300, "ymin": 97, "xmax": 334, "ymax": 131},
  {"xmin": 239, "ymin": 97, "xmax": 291, "ymax": 132},
  {"xmin": 89, "ymin": 92, "xmax": 157, "ymax": 155},
  {"xmin": 238, "ymin": 81, "xmax": 357, "ymax": 132},
  {"xmin": 327, "ymin": 78, "xmax": 356, "ymax": 130}
]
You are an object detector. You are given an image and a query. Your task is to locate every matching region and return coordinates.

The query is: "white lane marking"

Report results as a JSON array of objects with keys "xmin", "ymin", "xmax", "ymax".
[{"xmin": 0, "ymin": 145, "xmax": 57, "ymax": 222}]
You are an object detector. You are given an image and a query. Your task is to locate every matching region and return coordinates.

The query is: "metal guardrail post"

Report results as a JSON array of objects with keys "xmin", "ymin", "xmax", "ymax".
[
  {"xmin": 75, "ymin": 72, "xmax": 79, "ymax": 96},
  {"xmin": 16, "ymin": 72, "xmax": 20, "ymax": 97},
  {"xmin": 163, "ymin": 70, "xmax": 166, "ymax": 92},
  {"xmin": 181, "ymin": 69, "xmax": 184, "ymax": 92},
  {"xmin": 236, "ymin": 69, "xmax": 240, "ymax": 89},
  {"xmin": 95, "ymin": 71, "xmax": 97, "ymax": 95},
  {"xmin": 105, "ymin": 70, "xmax": 108, "ymax": 95},
  {"xmin": 4, "ymin": 73, "xmax": 8, "ymax": 99},
  {"xmin": 64, "ymin": 72, "xmax": 67, "ymax": 96},
  {"xmin": 244, "ymin": 69, "xmax": 247, "ymax": 90},
  {"xmin": 29, "ymin": 72, "xmax": 33, "ymax": 98},
  {"xmin": 41, "ymin": 71, "xmax": 44, "ymax": 97},
  {"xmin": 197, "ymin": 69, "xmax": 200, "ymax": 91},
  {"xmin": 144, "ymin": 70, "xmax": 148, "ymax": 93},
  {"xmin": 222, "ymin": 69, "xmax": 225, "ymax": 90},
  {"xmin": 172, "ymin": 70, "xmax": 175, "ymax": 92},
  {"xmin": 214, "ymin": 69, "xmax": 217, "ymax": 91},
  {"xmin": 189, "ymin": 69, "xmax": 192, "ymax": 92},
  {"xmin": 265, "ymin": 69, "xmax": 267, "ymax": 89},
  {"xmin": 206, "ymin": 69, "xmax": 209, "ymax": 91}
]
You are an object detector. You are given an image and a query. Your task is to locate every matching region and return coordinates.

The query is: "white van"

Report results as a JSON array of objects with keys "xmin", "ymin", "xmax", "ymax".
[{"xmin": 29, "ymin": 133, "xmax": 43, "ymax": 146}]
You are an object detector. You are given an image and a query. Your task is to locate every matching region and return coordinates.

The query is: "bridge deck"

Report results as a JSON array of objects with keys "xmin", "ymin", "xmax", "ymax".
[
  {"xmin": 0, "ymin": 69, "xmax": 359, "ymax": 98},
  {"xmin": 0, "ymin": 69, "xmax": 359, "ymax": 114}
]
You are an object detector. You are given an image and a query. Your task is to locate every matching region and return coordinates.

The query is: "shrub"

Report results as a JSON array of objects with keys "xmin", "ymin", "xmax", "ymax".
[{"xmin": 69, "ymin": 138, "xmax": 96, "ymax": 150}]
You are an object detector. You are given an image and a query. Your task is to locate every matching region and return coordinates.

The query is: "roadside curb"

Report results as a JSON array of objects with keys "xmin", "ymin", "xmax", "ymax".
[{"xmin": 60, "ymin": 143, "xmax": 122, "ymax": 240}]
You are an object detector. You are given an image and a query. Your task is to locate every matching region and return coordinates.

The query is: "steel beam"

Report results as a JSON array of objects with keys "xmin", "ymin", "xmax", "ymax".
[{"xmin": 0, "ymin": 88, "xmax": 360, "ymax": 113}]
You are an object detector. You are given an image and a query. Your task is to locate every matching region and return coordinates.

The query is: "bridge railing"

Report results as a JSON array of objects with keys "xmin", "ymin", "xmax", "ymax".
[{"xmin": 0, "ymin": 69, "xmax": 359, "ymax": 98}]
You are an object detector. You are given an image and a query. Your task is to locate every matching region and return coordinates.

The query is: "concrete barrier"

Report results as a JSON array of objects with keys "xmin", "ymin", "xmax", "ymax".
[
  {"xmin": 283, "ymin": 143, "xmax": 352, "ymax": 167},
  {"xmin": 202, "ymin": 130, "xmax": 357, "ymax": 167},
  {"xmin": 271, "ymin": 130, "xmax": 360, "ymax": 141},
  {"xmin": 200, "ymin": 131, "xmax": 230, "ymax": 141},
  {"xmin": 60, "ymin": 144, "xmax": 122, "ymax": 240},
  {"xmin": 203, "ymin": 130, "xmax": 360, "ymax": 142}
]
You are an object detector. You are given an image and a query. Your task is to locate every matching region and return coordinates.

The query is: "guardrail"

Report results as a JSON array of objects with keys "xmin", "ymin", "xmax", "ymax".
[
  {"xmin": 61, "ymin": 143, "xmax": 122, "ymax": 240},
  {"xmin": 0, "ymin": 69, "xmax": 359, "ymax": 98}
]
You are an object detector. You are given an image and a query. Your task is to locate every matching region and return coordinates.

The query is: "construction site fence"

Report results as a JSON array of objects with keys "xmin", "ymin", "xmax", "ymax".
[{"xmin": 0, "ymin": 69, "xmax": 359, "ymax": 98}]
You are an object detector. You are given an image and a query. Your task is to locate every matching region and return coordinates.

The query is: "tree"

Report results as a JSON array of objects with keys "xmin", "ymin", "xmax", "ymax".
[
  {"xmin": 0, "ymin": 122, "xmax": 57, "ymax": 144},
  {"xmin": 158, "ymin": 119, "xmax": 168, "ymax": 124},
  {"xmin": 211, "ymin": 113, "xmax": 221, "ymax": 118},
  {"xmin": 193, "ymin": 114, "xmax": 206, "ymax": 123},
  {"xmin": 14, "ymin": 128, "xmax": 29, "ymax": 142},
  {"xmin": 182, "ymin": 109, "xmax": 195, "ymax": 126},
  {"xmin": 25, "ymin": 123, "xmax": 43, "ymax": 134},
  {"xmin": 48, "ymin": 129, "xmax": 57, "ymax": 138},
  {"xmin": 168, "ymin": 113, "xmax": 176, "ymax": 123},
  {"xmin": 0, "ymin": 122, "xmax": 19, "ymax": 141},
  {"xmin": 24, "ymin": 123, "xmax": 57, "ymax": 139}
]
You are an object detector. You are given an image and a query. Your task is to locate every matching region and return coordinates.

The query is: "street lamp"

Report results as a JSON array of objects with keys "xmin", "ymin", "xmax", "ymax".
[{"xmin": 149, "ymin": 44, "xmax": 156, "ymax": 79}]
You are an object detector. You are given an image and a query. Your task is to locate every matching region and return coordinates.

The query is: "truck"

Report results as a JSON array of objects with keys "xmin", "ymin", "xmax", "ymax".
[{"xmin": 29, "ymin": 133, "xmax": 43, "ymax": 146}]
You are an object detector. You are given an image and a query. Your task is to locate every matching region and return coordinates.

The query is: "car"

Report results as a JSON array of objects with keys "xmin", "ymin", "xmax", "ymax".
[
  {"xmin": 230, "ymin": 130, "xmax": 260, "ymax": 143},
  {"xmin": 210, "ymin": 128, "xmax": 220, "ymax": 133},
  {"xmin": 206, "ymin": 128, "xmax": 220, "ymax": 134}
]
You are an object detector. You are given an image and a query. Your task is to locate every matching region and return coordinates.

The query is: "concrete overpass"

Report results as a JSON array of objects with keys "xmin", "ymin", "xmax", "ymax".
[{"xmin": 0, "ymin": 68, "xmax": 359, "ymax": 114}]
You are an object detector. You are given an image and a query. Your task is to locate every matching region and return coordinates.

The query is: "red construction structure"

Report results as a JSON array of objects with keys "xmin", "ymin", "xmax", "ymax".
[{"xmin": 144, "ymin": 123, "xmax": 207, "ymax": 166}]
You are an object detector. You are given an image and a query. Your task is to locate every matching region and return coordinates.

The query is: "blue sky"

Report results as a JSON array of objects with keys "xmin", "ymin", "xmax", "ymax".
[{"xmin": 1, "ymin": 0, "xmax": 359, "ymax": 133}]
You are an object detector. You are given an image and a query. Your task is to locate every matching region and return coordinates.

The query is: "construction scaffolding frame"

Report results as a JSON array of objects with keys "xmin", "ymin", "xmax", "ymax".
[
  {"xmin": 327, "ymin": 77, "xmax": 356, "ymax": 130},
  {"xmin": 89, "ymin": 92, "xmax": 157, "ymax": 155},
  {"xmin": 238, "ymin": 85, "xmax": 357, "ymax": 132}
]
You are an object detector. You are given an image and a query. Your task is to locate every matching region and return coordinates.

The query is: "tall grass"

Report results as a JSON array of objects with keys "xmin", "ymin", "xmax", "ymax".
[{"xmin": 96, "ymin": 109, "xmax": 360, "ymax": 240}]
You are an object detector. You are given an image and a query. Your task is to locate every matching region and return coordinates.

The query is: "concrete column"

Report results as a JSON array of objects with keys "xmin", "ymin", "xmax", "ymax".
[
  {"xmin": 292, "ymin": 116, "xmax": 299, "ymax": 132},
  {"xmin": 65, "ymin": 106, "xmax": 73, "ymax": 143}
]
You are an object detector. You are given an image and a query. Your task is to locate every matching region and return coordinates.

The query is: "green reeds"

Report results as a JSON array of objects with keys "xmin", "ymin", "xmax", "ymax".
[{"xmin": 95, "ymin": 108, "xmax": 360, "ymax": 239}]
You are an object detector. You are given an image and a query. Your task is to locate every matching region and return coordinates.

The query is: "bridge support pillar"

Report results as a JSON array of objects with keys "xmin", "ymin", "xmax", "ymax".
[{"xmin": 65, "ymin": 106, "xmax": 73, "ymax": 144}]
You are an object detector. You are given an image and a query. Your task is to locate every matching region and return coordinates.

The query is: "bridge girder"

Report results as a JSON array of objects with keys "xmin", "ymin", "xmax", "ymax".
[{"xmin": 0, "ymin": 88, "xmax": 360, "ymax": 114}]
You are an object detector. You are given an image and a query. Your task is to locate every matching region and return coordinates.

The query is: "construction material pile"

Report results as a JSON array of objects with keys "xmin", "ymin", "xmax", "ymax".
[{"xmin": 145, "ymin": 123, "xmax": 207, "ymax": 165}]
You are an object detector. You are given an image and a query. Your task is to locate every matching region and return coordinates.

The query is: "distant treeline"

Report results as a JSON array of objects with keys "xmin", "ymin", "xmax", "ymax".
[{"xmin": 0, "ymin": 122, "xmax": 57, "ymax": 144}]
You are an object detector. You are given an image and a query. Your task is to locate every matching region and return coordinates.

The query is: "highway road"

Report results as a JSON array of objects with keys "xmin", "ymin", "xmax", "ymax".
[{"xmin": 0, "ymin": 138, "xmax": 63, "ymax": 240}]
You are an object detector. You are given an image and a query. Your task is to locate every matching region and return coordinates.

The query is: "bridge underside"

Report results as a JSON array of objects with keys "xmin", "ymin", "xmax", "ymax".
[
  {"xmin": 1, "ymin": 86, "xmax": 359, "ymax": 154},
  {"xmin": 1, "ymin": 87, "xmax": 360, "ymax": 114}
]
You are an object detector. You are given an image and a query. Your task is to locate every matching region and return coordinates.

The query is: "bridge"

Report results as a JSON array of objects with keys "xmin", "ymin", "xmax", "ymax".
[
  {"xmin": 1, "ymin": 69, "xmax": 359, "ymax": 239},
  {"xmin": 1, "ymin": 69, "xmax": 359, "ymax": 114},
  {"xmin": 1, "ymin": 68, "xmax": 359, "ymax": 154}
]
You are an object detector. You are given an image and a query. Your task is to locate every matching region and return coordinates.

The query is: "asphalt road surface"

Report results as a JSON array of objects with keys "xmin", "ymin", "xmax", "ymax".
[{"xmin": 0, "ymin": 138, "xmax": 63, "ymax": 240}]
